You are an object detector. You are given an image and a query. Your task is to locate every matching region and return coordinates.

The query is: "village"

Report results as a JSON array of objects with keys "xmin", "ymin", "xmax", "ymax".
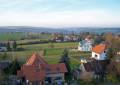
[
  {"xmin": 0, "ymin": 32, "xmax": 120, "ymax": 85},
  {"xmin": 0, "ymin": 0, "xmax": 120, "ymax": 84}
]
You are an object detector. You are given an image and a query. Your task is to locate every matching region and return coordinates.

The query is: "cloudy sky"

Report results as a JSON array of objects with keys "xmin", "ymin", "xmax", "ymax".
[{"xmin": 0, "ymin": 0, "xmax": 120, "ymax": 27}]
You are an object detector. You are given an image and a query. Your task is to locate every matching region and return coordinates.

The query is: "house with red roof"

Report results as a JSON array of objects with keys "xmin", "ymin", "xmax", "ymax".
[
  {"xmin": 78, "ymin": 44, "xmax": 108, "ymax": 81},
  {"xmin": 91, "ymin": 44, "xmax": 107, "ymax": 60},
  {"xmin": 17, "ymin": 53, "xmax": 67, "ymax": 85}
]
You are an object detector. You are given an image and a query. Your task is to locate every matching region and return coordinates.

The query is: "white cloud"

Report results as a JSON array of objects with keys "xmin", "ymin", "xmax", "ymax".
[{"xmin": 0, "ymin": 9, "xmax": 120, "ymax": 27}]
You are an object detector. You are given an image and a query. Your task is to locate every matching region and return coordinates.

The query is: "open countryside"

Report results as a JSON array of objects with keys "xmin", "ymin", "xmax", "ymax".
[
  {"xmin": 0, "ymin": 0, "xmax": 120, "ymax": 85},
  {"xmin": 0, "ymin": 30, "xmax": 120, "ymax": 85}
]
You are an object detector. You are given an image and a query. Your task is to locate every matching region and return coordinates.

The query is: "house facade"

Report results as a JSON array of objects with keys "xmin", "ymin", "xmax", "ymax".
[
  {"xmin": 51, "ymin": 33, "xmax": 63, "ymax": 42},
  {"xmin": 79, "ymin": 62, "xmax": 94, "ymax": 81},
  {"xmin": 78, "ymin": 37, "xmax": 93, "ymax": 51},
  {"xmin": 91, "ymin": 44, "xmax": 107, "ymax": 60},
  {"xmin": 64, "ymin": 35, "xmax": 78, "ymax": 42},
  {"xmin": 79, "ymin": 60, "xmax": 108, "ymax": 80},
  {"xmin": 17, "ymin": 53, "xmax": 67, "ymax": 85}
]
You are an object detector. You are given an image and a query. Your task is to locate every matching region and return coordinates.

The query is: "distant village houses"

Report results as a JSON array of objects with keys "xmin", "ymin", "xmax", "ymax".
[
  {"xmin": 51, "ymin": 33, "xmax": 79, "ymax": 42},
  {"xmin": 64, "ymin": 35, "xmax": 79, "ymax": 42},
  {"xmin": 51, "ymin": 33, "xmax": 64, "ymax": 42}
]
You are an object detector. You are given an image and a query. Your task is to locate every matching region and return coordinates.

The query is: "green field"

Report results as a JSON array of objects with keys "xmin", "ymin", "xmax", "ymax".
[
  {"xmin": 0, "ymin": 32, "xmax": 52, "ymax": 41},
  {"xmin": 0, "ymin": 42, "xmax": 91, "ymax": 68},
  {"xmin": 0, "ymin": 32, "xmax": 25, "ymax": 41},
  {"xmin": 20, "ymin": 42, "xmax": 78, "ymax": 50}
]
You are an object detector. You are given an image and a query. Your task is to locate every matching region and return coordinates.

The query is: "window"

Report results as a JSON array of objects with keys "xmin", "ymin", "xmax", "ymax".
[
  {"xmin": 36, "ymin": 68, "xmax": 40, "ymax": 72},
  {"xmin": 46, "ymin": 67, "xmax": 50, "ymax": 71},
  {"xmin": 35, "ymin": 65, "xmax": 41, "ymax": 72},
  {"xmin": 95, "ymin": 54, "xmax": 98, "ymax": 57},
  {"xmin": 55, "ymin": 77, "xmax": 62, "ymax": 80}
]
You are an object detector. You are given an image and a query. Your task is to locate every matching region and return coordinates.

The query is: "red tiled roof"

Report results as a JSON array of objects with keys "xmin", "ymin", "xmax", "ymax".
[
  {"xmin": 17, "ymin": 53, "xmax": 67, "ymax": 81},
  {"xmin": 26, "ymin": 53, "xmax": 47, "ymax": 65},
  {"xmin": 45, "ymin": 63, "xmax": 67, "ymax": 74},
  {"xmin": 92, "ymin": 44, "xmax": 107, "ymax": 54}
]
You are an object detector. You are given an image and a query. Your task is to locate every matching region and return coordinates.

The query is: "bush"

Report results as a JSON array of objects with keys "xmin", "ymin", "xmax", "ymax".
[{"xmin": 106, "ymin": 73, "xmax": 119, "ymax": 83}]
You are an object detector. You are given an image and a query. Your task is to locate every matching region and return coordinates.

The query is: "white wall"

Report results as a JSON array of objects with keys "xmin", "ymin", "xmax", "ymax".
[
  {"xmin": 78, "ymin": 46, "xmax": 82, "ymax": 51},
  {"xmin": 92, "ymin": 51, "xmax": 107, "ymax": 60},
  {"xmin": 78, "ymin": 43, "xmax": 92, "ymax": 51}
]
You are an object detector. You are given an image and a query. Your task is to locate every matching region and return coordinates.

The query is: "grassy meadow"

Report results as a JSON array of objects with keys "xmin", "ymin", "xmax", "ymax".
[
  {"xmin": 0, "ymin": 32, "xmax": 25, "ymax": 41},
  {"xmin": 0, "ymin": 33, "xmax": 91, "ymax": 68},
  {"xmin": 0, "ymin": 42, "xmax": 91, "ymax": 68},
  {"xmin": 0, "ymin": 32, "xmax": 52, "ymax": 41}
]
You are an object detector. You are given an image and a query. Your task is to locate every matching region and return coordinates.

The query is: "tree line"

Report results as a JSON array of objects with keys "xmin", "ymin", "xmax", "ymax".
[{"xmin": 6, "ymin": 41, "xmax": 17, "ymax": 51}]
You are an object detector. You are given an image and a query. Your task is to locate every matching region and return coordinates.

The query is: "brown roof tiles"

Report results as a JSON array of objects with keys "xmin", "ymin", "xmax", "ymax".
[
  {"xmin": 92, "ymin": 44, "xmax": 107, "ymax": 54},
  {"xmin": 17, "ymin": 53, "xmax": 67, "ymax": 81}
]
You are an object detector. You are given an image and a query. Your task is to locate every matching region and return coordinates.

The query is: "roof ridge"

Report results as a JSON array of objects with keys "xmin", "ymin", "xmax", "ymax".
[
  {"xmin": 26, "ymin": 53, "xmax": 47, "ymax": 65},
  {"xmin": 92, "ymin": 44, "xmax": 107, "ymax": 54}
]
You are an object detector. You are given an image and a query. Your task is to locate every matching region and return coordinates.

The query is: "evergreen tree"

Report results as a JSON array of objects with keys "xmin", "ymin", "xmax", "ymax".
[
  {"xmin": 59, "ymin": 49, "xmax": 71, "ymax": 80},
  {"xmin": 6, "ymin": 41, "xmax": 11, "ymax": 51},
  {"xmin": 13, "ymin": 40, "xmax": 17, "ymax": 51},
  {"xmin": 9, "ymin": 59, "xmax": 20, "ymax": 75}
]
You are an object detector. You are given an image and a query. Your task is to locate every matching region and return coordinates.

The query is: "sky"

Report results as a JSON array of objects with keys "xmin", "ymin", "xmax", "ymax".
[{"xmin": 0, "ymin": 0, "xmax": 120, "ymax": 27}]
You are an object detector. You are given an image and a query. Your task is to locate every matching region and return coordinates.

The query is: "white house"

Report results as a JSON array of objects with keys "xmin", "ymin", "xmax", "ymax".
[
  {"xmin": 78, "ymin": 37, "xmax": 93, "ymax": 51},
  {"xmin": 91, "ymin": 44, "xmax": 107, "ymax": 60}
]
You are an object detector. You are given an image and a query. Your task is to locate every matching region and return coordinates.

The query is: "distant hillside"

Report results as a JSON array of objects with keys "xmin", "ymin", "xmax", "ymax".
[
  {"xmin": 0, "ymin": 26, "xmax": 68, "ymax": 33},
  {"xmin": 0, "ymin": 26, "xmax": 120, "ymax": 34}
]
